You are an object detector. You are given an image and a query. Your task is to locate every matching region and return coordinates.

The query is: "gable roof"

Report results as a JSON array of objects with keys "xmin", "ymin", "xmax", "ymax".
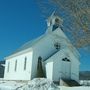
[
  {"xmin": 5, "ymin": 27, "xmax": 80, "ymax": 60},
  {"xmin": 5, "ymin": 34, "xmax": 45, "ymax": 59},
  {"xmin": 13, "ymin": 35, "xmax": 44, "ymax": 53}
]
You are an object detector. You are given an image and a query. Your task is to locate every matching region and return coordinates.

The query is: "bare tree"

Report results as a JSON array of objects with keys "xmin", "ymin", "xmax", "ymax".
[{"xmin": 37, "ymin": 0, "xmax": 90, "ymax": 51}]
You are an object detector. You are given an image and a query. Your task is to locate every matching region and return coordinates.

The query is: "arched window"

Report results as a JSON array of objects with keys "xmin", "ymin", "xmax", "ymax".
[
  {"xmin": 38, "ymin": 56, "xmax": 42, "ymax": 61},
  {"xmin": 37, "ymin": 56, "xmax": 42, "ymax": 69},
  {"xmin": 24, "ymin": 57, "xmax": 27, "ymax": 70},
  {"xmin": 37, "ymin": 56, "xmax": 45, "ymax": 77},
  {"xmin": 7, "ymin": 62, "xmax": 10, "ymax": 73},
  {"xmin": 15, "ymin": 60, "xmax": 17, "ymax": 72},
  {"xmin": 62, "ymin": 57, "xmax": 70, "ymax": 62}
]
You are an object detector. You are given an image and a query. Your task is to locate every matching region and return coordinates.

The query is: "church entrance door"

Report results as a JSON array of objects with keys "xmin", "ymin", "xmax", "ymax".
[{"xmin": 61, "ymin": 59, "xmax": 71, "ymax": 79}]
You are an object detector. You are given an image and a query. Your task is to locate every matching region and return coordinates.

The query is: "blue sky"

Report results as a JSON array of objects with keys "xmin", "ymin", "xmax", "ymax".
[
  {"xmin": 0, "ymin": 0, "xmax": 90, "ymax": 71},
  {"xmin": 0, "ymin": 0, "xmax": 46, "ymax": 58}
]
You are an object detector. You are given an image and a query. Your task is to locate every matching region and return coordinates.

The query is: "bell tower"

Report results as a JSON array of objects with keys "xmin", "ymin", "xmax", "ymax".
[{"xmin": 46, "ymin": 12, "xmax": 63, "ymax": 33}]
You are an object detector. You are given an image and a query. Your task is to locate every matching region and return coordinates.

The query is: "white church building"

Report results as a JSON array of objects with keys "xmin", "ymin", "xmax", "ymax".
[{"xmin": 4, "ymin": 13, "xmax": 80, "ymax": 83}]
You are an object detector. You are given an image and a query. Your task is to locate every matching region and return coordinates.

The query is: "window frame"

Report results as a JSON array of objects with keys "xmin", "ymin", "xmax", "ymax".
[
  {"xmin": 7, "ymin": 61, "xmax": 10, "ymax": 73},
  {"xmin": 15, "ymin": 60, "xmax": 17, "ymax": 72},
  {"xmin": 24, "ymin": 57, "xmax": 27, "ymax": 70}
]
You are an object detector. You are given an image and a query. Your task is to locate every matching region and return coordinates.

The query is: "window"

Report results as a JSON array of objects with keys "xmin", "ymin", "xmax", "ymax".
[
  {"xmin": 50, "ymin": 20, "xmax": 52, "ymax": 25},
  {"xmin": 52, "ymin": 18, "xmax": 60, "ymax": 31},
  {"xmin": 54, "ymin": 42, "xmax": 60, "ymax": 50},
  {"xmin": 37, "ymin": 56, "xmax": 45, "ymax": 77},
  {"xmin": 7, "ymin": 62, "xmax": 10, "ymax": 73},
  {"xmin": 24, "ymin": 57, "xmax": 27, "ymax": 70},
  {"xmin": 52, "ymin": 24, "xmax": 59, "ymax": 31},
  {"xmin": 62, "ymin": 58, "xmax": 65, "ymax": 61},
  {"xmin": 55, "ymin": 18, "xmax": 60, "ymax": 25},
  {"xmin": 62, "ymin": 57, "xmax": 70, "ymax": 62},
  {"xmin": 38, "ymin": 56, "xmax": 42, "ymax": 61},
  {"xmin": 15, "ymin": 60, "xmax": 17, "ymax": 72},
  {"xmin": 37, "ymin": 56, "xmax": 42, "ymax": 69},
  {"xmin": 67, "ymin": 59, "xmax": 70, "ymax": 62}
]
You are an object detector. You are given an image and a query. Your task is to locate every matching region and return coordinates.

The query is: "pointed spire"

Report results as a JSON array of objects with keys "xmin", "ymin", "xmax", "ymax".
[{"xmin": 50, "ymin": 11, "xmax": 56, "ymax": 18}]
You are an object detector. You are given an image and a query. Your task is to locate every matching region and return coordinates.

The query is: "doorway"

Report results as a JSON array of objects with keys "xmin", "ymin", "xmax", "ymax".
[{"xmin": 61, "ymin": 58, "xmax": 71, "ymax": 79}]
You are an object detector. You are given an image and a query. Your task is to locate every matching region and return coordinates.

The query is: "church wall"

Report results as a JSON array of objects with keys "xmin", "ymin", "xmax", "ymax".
[
  {"xmin": 55, "ymin": 28, "xmax": 80, "ymax": 82},
  {"xmin": 52, "ymin": 52, "xmax": 62, "ymax": 81},
  {"xmin": 53, "ymin": 51, "xmax": 71, "ymax": 81},
  {"xmin": 45, "ymin": 51, "xmax": 65, "ymax": 81},
  {"xmin": 30, "ymin": 29, "xmax": 80, "ymax": 81},
  {"xmin": 53, "ymin": 28, "xmax": 80, "ymax": 59},
  {"xmin": 71, "ymin": 56, "xmax": 80, "ymax": 82},
  {"xmin": 4, "ymin": 51, "xmax": 33, "ymax": 80},
  {"xmin": 64, "ymin": 48, "xmax": 80, "ymax": 82},
  {"xmin": 45, "ymin": 28, "xmax": 80, "ymax": 82},
  {"xmin": 31, "ymin": 34, "xmax": 57, "ymax": 79},
  {"xmin": 48, "ymin": 50, "xmax": 71, "ymax": 81}
]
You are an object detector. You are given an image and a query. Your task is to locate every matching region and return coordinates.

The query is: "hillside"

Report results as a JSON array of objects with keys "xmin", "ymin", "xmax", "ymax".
[{"xmin": 79, "ymin": 71, "xmax": 90, "ymax": 80}]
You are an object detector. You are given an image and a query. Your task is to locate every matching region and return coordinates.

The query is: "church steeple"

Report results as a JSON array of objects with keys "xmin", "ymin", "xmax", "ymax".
[{"xmin": 46, "ymin": 12, "xmax": 63, "ymax": 33}]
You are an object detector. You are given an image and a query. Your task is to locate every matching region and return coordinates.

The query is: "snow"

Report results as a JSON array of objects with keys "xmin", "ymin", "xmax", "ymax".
[
  {"xmin": 0, "ymin": 78, "xmax": 59, "ymax": 90},
  {"xmin": 0, "ymin": 80, "xmax": 26, "ymax": 90},
  {"xmin": 0, "ymin": 78, "xmax": 90, "ymax": 90},
  {"xmin": 60, "ymin": 86, "xmax": 90, "ymax": 90},
  {"xmin": 22, "ymin": 78, "xmax": 60, "ymax": 90}
]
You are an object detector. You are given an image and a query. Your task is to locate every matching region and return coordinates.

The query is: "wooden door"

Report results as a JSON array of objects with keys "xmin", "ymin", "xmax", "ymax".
[{"xmin": 61, "ymin": 60, "xmax": 71, "ymax": 79}]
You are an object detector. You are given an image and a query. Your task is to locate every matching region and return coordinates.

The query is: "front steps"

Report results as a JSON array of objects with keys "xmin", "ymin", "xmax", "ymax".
[{"xmin": 60, "ymin": 79, "xmax": 81, "ymax": 86}]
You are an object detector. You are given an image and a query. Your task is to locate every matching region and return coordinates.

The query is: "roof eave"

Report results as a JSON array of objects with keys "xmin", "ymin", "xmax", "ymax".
[{"xmin": 5, "ymin": 47, "xmax": 33, "ymax": 60}]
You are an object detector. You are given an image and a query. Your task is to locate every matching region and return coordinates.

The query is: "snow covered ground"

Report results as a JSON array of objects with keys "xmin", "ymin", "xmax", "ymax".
[
  {"xmin": 0, "ymin": 80, "xmax": 26, "ymax": 90},
  {"xmin": 0, "ymin": 78, "xmax": 90, "ymax": 90},
  {"xmin": 0, "ymin": 78, "xmax": 59, "ymax": 90},
  {"xmin": 60, "ymin": 86, "xmax": 90, "ymax": 90}
]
